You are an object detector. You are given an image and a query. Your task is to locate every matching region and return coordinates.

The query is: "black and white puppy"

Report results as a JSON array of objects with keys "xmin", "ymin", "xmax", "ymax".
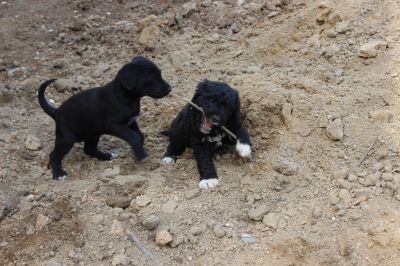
[
  {"xmin": 161, "ymin": 80, "xmax": 251, "ymax": 189},
  {"xmin": 38, "ymin": 56, "xmax": 171, "ymax": 180}
]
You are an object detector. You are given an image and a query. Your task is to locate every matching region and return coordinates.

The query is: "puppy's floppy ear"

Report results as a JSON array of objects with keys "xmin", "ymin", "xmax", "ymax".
[
  {"xmin": 116, "ymin": 63, "xmax": 137, "ymax": 91},
  {"xmin": 192, "ymin": 79, "xmax": 209, "ymax": 102}
]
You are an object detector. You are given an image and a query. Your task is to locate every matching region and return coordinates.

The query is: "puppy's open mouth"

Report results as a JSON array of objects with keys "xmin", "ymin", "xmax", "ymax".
[{"xmin": 200, "ymin": 116, "xmax": 213, "ymax": 134}]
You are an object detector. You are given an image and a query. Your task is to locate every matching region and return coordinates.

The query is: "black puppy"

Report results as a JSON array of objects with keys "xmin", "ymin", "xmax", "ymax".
[
  {"xmin": 38, "ymin": 56, "xmax": 171, "ymax": 180},
  {"xmin": 161, "ymin": 80, "xmax": 251, "ymax": 189}
]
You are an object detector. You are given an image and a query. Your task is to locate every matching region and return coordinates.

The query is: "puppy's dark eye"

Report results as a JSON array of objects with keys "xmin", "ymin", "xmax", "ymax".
[{"xmin": 209, "ymin": 99, "xmax": 214, "ymax": 103}]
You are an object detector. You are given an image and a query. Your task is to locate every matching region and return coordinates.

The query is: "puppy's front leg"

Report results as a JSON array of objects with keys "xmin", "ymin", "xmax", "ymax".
[
  {"xmin": 110, "ymin": 126, "xmax": 148, "ymax": 161},
  {"xmin": 128, "ymin": 119, "xmax": 144, "ymax": 146},
  {"xmin": 235, "ymin": 127, "xmax": 252, "ymax": 158},
  {"xmin": 193, "ymin": 144, "xmax": 219, "ymax": 189}
]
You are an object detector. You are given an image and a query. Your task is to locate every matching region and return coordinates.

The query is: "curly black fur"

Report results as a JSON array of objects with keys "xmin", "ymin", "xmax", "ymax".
[{"xmin": 162, "ymin": 80, "xmax": 251, "ymax": 184}]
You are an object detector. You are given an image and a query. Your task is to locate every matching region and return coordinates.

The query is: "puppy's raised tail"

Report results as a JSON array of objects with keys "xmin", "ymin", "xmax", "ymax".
[{"xmin": 38, "ymin": 79, "xmax": 57, "ymax": 119}]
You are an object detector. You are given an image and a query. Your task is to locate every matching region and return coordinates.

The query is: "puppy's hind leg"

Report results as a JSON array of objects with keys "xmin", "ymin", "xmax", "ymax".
[
  {"xmin": 84, "ymin": 136, "xmax": 117, "ymax": 160},
  {"xmin": 50, "ymin": 135, "xmax": 75, "ymax": 180}
]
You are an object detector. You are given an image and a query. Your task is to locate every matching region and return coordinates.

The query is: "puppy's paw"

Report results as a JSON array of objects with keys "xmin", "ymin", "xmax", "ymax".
[
  {"xmin": 199, "ymin": 178, "xmax": 219, "ymax": 190},
  {"xmin": 161, "ymin": 157, "xmax": 175, "ymax": 165},
  {"xmin": 236, "ymin": 141, "xmax": 251, "ymax": 158},
  {"xmin": 53, "ymin": 172, "xmax": 68, "ymax": 181},
  {"xmin": 110, "ymin": 152, "xmax": 118, "ymax": 160}
]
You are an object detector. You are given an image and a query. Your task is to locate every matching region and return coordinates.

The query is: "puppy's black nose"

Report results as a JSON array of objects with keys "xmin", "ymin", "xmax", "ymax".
[{"xmin": 210, "ymin": 115, "xmax": 221, "ymax": 125}]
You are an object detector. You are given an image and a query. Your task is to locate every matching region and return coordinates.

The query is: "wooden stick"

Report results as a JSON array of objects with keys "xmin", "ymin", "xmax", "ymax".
[{"xmin": 127, "ymin": 233, "xmax": 162, "ymax": 266}]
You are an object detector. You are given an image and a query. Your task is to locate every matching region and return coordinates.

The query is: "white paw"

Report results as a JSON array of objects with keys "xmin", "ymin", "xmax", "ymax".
[
  {"xmin": 110, "ymin": 152, "xmax": 118, "ymax": 159},
  {"xmin": 58, "ymin": 175, "xmax": 68, "ymax": 181},
  {"xmin": 199, "ymin": 178, "xmax": 219, "ymax": 189},
  {"xmin": 236, "ymin": 141, "xmax": 251, "ymax": 157},
  {"xmin": 161, "ymin": 157, "xmax": 175, "ymax": 165}
]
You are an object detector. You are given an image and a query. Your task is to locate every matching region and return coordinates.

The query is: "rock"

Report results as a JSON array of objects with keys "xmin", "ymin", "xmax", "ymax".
[
  {"xmin": 329, "ymin": 191, "xmax": 340, "ymax": 205},
  {"xmin": 326, "ymin": 118, "xmax": 343, "ymax": 141},
  {"xmin": 364, "ymin": 173, "xmax": 381, "ymax": 186},
  {"xmin": 382, "ymin": 173, "xmax": 394, "ymax": 181},
  {"xmin": 185, "ymin": 188, "xmax": 200, "ymax": 200},
  {"xmin": 245, "ymin": 65, "xmax": 262, "ymax": 74},
  {"xmin": 240, "ymin": 233, "xmax": 256, "ymax": 244},
  {"xmin": 25, "ymin": 135, "xmax": 42, "ymax": 151},
  {"xmin": 26, "ymin": 225, "xmax": 35, "ymax": 235},
  {"xmin": 0, "ymin": 193, "xmax": 12, "ymax": 220},
  {"xmin": 334, "ymin": 69, "xmax": 344, "ymax": 77},
  {"xmin": 112, "ymin": 254, "xmax": 129, "ymax": 266},
  {"xmin": 54, "ymin": 78, "xmax": 77, "ymax": 93},
  {"xmin": 333, "ymin": 168, "xmax": 349, "ymax": 179},
  {"xmin": 213, "ymin": 225, "xmax": 226, "ymax": 238},
  {"xmin": 36, "ymin": 214, "xmax": 51, "ymax": 231},
  {"xmin": 46, "ymin": 260, "xmax": 62, "ymax": 266},
  {"xmin": 92, "ymin": 63, "xmax": 110, "ymax": 78},
  {"xmin": 247, "ymin": 206, "xmax": 269, "ymax": 221},
  {"xmin": 335, "ymin": 21, "xmax": 350, "ymax": 33},
  {"xmin": 369, "ymin": 110, "xmax": 394, "ymax": 123},
  {"xmin": 26, "ymin": 194, "xmax": 35, "ymax": 202},
  {"xmin": 142, "ymin": 214, "xmax": 160, "ymax": 230},
  {"xmin": 181, "ymin": 2, "xmax": 197, "ymax": 17},
  {"xmin": 135, "ymin": 195, "xmax": 152, "ymax": 207},
  {"xmin": 138, "ymin": 15, "xmax": 159, "ymax": 31},
  {"xmin": 337, "ymin": 179, "xmax": 352, "ymax": 190},
  {"xmin": 316, "ymin": 8, "xmax": 331, "ymax": 25},
  {"xmin": 358, "ymin": 40, "xmax": 388, "ymax": 58},
  {"xmin": 111, "ymin": 219, "xmax": 124, "ymax": 236},
  {"xmin": 274, "ymin": 159, "xmax": 299, "ymax": 176},
  {"xmin": 155, "ymin": 229, "xmax": 173, "ymax": 246},
  {"xmin": 68, "ymin": 250, "xmax": 75, "ymax": 258},
  {"xmin": 169, "ymin": 234, "xmax": 183, "ymax": 248},
  {"xmin": 325, "ymin": 29, "xmax": 337, "ymax": 38},
  {"xmin": 348, "ymin": 174, "xmax": 358, "ymax": 182},
  {"xmin": 189, "ymin": 226, "xmax": 203, "ymax": 236},
  {"xmin": 106, "ymin": 196, "xmax": 132, "ymax": 209},
  {"xmin": 162, "ymin": 199, "xmax": 178, "ymax": 214},
  {"xmin": 139, "ymin": 26, "xmax": 160, "ymax": 50},
  {"xmin": 168, "ymin": 50, "xmax": 190, "ymax": 71},
  {"xmin": 262, "ymin": 213, "xmax": 281, "ymax": 229},
  {"xmin": 338, "ymin": 189, "xmax": 352, "ymax": 203}
]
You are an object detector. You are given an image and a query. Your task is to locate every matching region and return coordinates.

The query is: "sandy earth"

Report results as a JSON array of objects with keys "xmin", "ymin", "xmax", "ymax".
[{"xmin": 1, "ymin": 0, "xmax": 400, "ymax": 265}]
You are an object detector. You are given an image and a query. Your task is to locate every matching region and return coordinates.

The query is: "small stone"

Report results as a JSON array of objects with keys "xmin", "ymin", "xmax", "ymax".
[
  {"xmin": 25, "ymin": 135, "xmax": 42, "ymax": 151},
  {"xmin": 245, "ymin": 65, "xmax": 261, "ymax": 74},
  {"xmin": 334, "ymin": 69, "xmax": 344, "ymax": 77},
  {"xmin": 46, "ymin": 260, "xmax": 62, "ymax": 266},
  {"xmin": 326, "ymin": 118, "xmax": 344, "ymax": 141},
  {"xmin": 168, "ymin": 50, "xmax": 190, "ymax": 71},
  {"xmin": 274, "ymin": 159, "xmax": 299, "ymax": 176},
  {"xmin": 189, "ymin": 226, "xmax": 203, "ymax": 236},
  {"xmin": 333, "ymin": 168, "xmax": 349, "ymax": 179},
  {"xmin": 142, "ymin": 214, "xmax": 160, "ymax": 230},
  {"xmin": 181, "ymin": 2, "xmax": 197, "ymax": 17},
  {"xmin": 247, "ymin": 206, "xmax": 269, "ymax": 221},
  {"xmin": 325, "ymin": 29, "xmax": 337, "ymax": 38},
  {"xmin": 185, "ymin": 188, "xmax": 200, "ymax": 200},
  {"xmin": 0, "ymin": 193, "xmax": 11, "ymax": 220},
  {"xmin": 337, "ymin": 179, "xmax": 352, "ymax": 190},
  {"xmin": 348, "ymin": 174, "xmax": 358, "ymax": 182},
  {"xmin": 358, "ymin": 40, "xmax": 388, "ymax": 59},
  {"xmin": 54, "ymin": 79, "xmax": 78, "ymax": 93},
  {"xmin": 111, "ymin": 219, "xmax": 124, "ymax": 236},
  {"xmin": 162, "ymin": 199, "xmax": 178, "ymax": 214},
  {"xmin": 369, "ymin": 110, "xmax": 394, "ymax": 123},
  {"xmin": 139, "ymin": 26, "xmax": 160, "ymax": 50},
  {"xmin": 338, "ymin": 189, "xmax": 352, "ymax": 203},
  {"xmin": 262, "ymin": 213, "xmax": 281, "ymax": 229},
  {"xmin": 91, "ymin": 63, "xmax": 110, "ymax": 78},
  {"xmin": 155, "ymin": 229, "xmax": 173, "ymax": 246},
  {"xmin": 240, "ymin": 233, "xmax": 256, "ymax": 244},
  {"xmin": 364, "ymin": 173, "xmax": 381, "ymax": 186},
  {"xmin": 36, "ymin": 214, "xmax": 51, "ymax": 231},
  {"xmin": 26, "ymin": 194, "xmax": 35, "ymax": 202},
  {"xmin": 169, "ymin": 234, "xmax": 183, "ymax": 248},
  {"xmin": 213, "ymin": 225, "xmax": 226, "ymax": 238},
  {"xmin": 382, "ymin": 173, "xmax": 394, "ymax": 181},
  {"xmin": 26, "ymin": 225, "xmax": 35, "ymax": 235},
  {"xmin": 112, "ymin": 254, "xmax": 129, "ymax": 266},
  {"xmin": 138, "ymin": 15, "xmax": 159, "ymax": 31},
  {"xmin": 68, "ymin": 250, "xmax": 75, "ymax": 258},
  {"xmin": 135, "ymin": 195, "xmax": 151, "ymax": 207},
  {"xmin": 106, "ymin": 196, "xmax": 132, "ymax": 209},
  {"xmin": 335, "ymin": 21, "xmax": 350, "ymax": 33}
]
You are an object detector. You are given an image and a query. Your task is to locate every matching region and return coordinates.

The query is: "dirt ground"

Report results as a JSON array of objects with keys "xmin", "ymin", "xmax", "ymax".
[{"xmin": 1, "ymin": 0, "xmax": 400, "ymax": 265}]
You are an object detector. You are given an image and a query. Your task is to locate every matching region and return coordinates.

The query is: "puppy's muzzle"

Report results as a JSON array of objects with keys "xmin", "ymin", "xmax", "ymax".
[{"xmin": 210, "ymin": 115, "xmax": 221, "ymax": 126}]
